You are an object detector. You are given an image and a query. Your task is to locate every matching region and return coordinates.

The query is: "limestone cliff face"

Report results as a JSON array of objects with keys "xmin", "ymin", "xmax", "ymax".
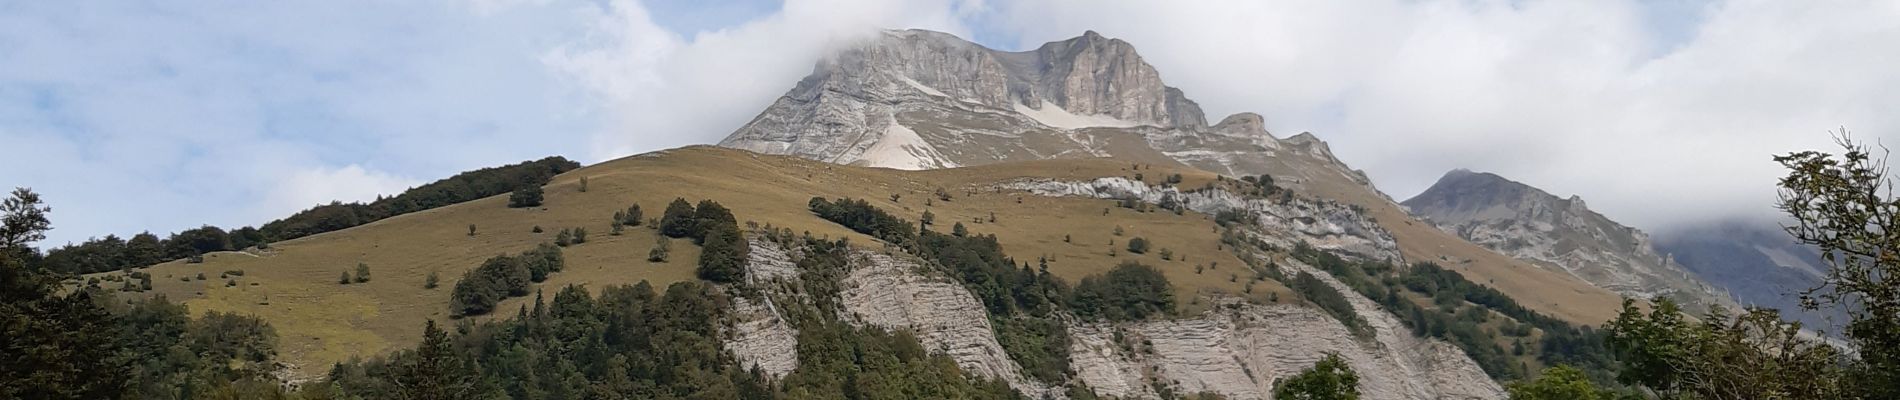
[
  {"xmin": 1067, "ymin": 297, "xmax": 1502, "ymax": 400},
  {"xmin": 724, "ymin": 238, "xmax": 802, "ymax": 378},
  {"xmin": 724, "ymin": 237, "xmax": 1063, "ymax": 397},
  {"xmin": 836, "ymin": 251, "xmax": 1062, "ymax": 398},
  {"xmin": 1402, "ymin": 170, "xmax": 1730, "ymax": 309}
]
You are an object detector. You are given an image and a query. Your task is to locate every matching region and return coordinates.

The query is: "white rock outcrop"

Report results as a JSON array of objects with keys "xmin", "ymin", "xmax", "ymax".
[
  {"xmin": 1064, "ymin": 273, "xmax": 1502, "ymax": 399},
  {"xmin": 726, "ymin": 295, "xmax": 800, "ymax": 378},
  {"xmin": 837, "ymin": 251, "xmax": 1062, "ymax": 398},
  {"xmin": 1005, "ymin": 177, "xmax": 1400, "ymax": 261},
  {"xmin": 725, "ymin": 238, "xmax": 802, "ymax": 378}
]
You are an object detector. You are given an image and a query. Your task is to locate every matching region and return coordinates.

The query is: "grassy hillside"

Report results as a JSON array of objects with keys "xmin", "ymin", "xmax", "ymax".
[
  {"xmin": 94, "ymin": 146, "xmax": 1288, "ymax": 379},
  {"xmin": 84, "ymin": 144, "xmax": 1628, "ymax": 380}
]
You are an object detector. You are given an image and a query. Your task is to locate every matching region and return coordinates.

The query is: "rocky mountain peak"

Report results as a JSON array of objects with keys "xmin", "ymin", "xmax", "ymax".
[
  {"xmin": 1404, "ymin": 170, "xmax": 1550, "ymax": 222},
  {"xmin": 720, "ymin": 28, "xmax": 1381, "ymax": 197}
]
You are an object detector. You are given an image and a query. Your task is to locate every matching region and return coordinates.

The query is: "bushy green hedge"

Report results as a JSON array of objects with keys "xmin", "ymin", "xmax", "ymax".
[{"xmin": 450, "ymin": 243, "xmax": 564, "ymax": 317}]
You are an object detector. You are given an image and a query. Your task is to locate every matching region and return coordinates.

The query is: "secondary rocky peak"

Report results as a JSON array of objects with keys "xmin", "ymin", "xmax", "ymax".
[
  {"xmin": 1403, "ymin": 170, "xmax": 1732, "ymax": 310},
  {"xmin": 1213, "ymin": 112, "xmax": 1267, "ymax": 135},
  {"xmin": 1404, "ymin": 170, "xmax": 1547, "ymax": 220}
]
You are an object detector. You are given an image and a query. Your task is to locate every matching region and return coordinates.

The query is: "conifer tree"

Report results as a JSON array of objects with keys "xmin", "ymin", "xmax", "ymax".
[{"xmin": 659, "ymin": 198, "xmax": 696, "ymax": 238}]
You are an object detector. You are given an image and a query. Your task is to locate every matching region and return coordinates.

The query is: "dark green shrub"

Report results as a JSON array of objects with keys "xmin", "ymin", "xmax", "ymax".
[
  {"xmin": 508, "ymin": 185, "xmax": 543, "ymax": 208},
  {"xmin": 1126, "ymin": 237, "xmax": 1150, "ymax": 254}
]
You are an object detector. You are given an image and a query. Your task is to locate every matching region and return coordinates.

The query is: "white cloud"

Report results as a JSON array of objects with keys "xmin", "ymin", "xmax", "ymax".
[
  {"xmin": 544, "ymin": 0, "xmax": 980, "ymax": 161},
  {"xmin": 971, "ymin": 0, "xmax": 1900, "ymax": 230},
  {"xmin": 0, "ymin": 1, "xmax": 600, "ymax": 246},
  {"xmin": 259, "ymin": 165, "xmax": 422, "ymax": 220}
]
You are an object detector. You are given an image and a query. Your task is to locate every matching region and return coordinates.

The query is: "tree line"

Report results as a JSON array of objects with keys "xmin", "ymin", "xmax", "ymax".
[
  {"xmin": 2, "ymin": 188, "xmax": 284, "ymax": 399},
  {"xmin": 34, "ymin": 156, "xmax": 579, "ymax": 275},
  {"xmin": 1290, "ymin": 241, "xmax": 1614, "ymax": 382}
]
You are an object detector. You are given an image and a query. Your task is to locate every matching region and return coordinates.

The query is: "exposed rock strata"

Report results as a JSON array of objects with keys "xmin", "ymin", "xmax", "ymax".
[
  {"xmin": 837, "ymin": 251, "xmax": 1062, "ymax": 398},
  {"xmin": 1005, "ymin": 177, "xmax": 1400, "ymax": 261}
]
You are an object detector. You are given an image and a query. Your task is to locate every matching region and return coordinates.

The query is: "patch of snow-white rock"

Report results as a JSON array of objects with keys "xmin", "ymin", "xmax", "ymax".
[
  {"xmin": 1067, "ymin": 300, "xmax": 1502, "ymax": 400},
  {"xmin": 1064, "ymin": 258, "xmax": 1504, "ymax": 400},
  {"xmin": 725, "ymin": 238, "xmax": 803, "ymax": 378},
  {"xmin": 837, "ymin": 250, "xmax": 1064, "ymax": 398},
  {"xmin": 1004, "ymin": 177, "xmax": 1401, "ymax": 261}
]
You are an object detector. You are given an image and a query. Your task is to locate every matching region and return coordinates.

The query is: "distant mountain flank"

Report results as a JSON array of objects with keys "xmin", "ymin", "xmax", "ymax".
[
  {"xmin": 1402, "ymin": 169, "xmax": 1732, "ymax": 311},
  {"xmin": 1655, "ymin": 220, "xmax": 1842, "ymax": 329}
]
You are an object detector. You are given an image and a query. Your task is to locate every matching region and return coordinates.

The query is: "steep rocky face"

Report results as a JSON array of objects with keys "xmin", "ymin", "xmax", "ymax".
[
  {"xmin": 718, "ymin": 29, "xmax": 1372, "ymax": 198},
  {"xmin": 835, "ymin": 251, "xmax": 1061, "ymax": 398},
  {"xmin": 726, "ymin": 236, "xmax": 1060, "ymax": 397},
  {"xmin": 1402, "ymin": 170, "xmax": 1730, "ymax": 309},
  {"xmin": 725, "ymin": 238, "xmax": 802, "ymax": 378}
]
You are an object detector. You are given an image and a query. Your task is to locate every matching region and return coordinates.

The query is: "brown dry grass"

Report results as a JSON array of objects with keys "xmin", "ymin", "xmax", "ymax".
[
  {"xmin": 102, "ymin": 146, "xmax": 1288, "ymax": 378},
  {"xmin": 98, "ymin": 144, "xmax": 1625, "ymax": 380}
]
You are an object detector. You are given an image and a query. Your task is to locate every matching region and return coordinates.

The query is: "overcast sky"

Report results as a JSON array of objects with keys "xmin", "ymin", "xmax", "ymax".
[{"xmin": 4, "ymin": 0, "xmax": 1897, "ymax": 247}]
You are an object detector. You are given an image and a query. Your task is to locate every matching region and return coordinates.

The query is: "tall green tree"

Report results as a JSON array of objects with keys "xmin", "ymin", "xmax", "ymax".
[
  {"xmin": 1274, "ymin": 352, "xmax": 1359, "ymax": 400},
  {"xmin": 0, "ymin": 188, "xmax": 50, "ymax": 249},
  {"xmin": 398, "ymin": 319, "xmax": 470, "ymax": 400},
  {"xmin": 659, "ymin": 198, "xmax": 696, "ymax": 238},
  {"xmin": 0, "ymin": 188, "xmax": 128, "ymax": 399},
  {"xmin": 1775, "ymin": 134, "xmax": 1900, "ymax": 398},
  {"xmin": 1605, "ymin": 298, "xmax": 1846, "ymax": 399},
  {"xmin": 691, "ymin": 199, "xmax": 735, "ymax": 243},
  {"xmin": 1507, "ymin": 366, "xmax": 1612, "ymax": 400},
  {"xmin": 696, "ymin": 219, "xmax": 748, "ymax": 283}
]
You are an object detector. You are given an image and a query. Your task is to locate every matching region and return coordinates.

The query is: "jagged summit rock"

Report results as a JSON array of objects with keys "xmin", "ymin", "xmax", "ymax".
[
  {"xmin": 1403, "ymin": 169, "xmax": 1732, "ymax": 310},
  {"xmin": 718, "ymin": 29, "xmax": 1366, "ymax": 188}
]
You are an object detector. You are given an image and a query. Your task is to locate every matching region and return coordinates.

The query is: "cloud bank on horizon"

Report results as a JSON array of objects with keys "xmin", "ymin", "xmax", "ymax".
[{"xmin": 3, "ymin": 0, "xmax": 1896, "ymax": 246}]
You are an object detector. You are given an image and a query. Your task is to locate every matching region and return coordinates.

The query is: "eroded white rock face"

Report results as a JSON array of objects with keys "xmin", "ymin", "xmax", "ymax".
[
  {"xmin": 1066, "ymin": 281, "xmax": 1503, "ymax": 400},
  {"xmin": 1005, "ymin": 177, "xmax": 1401, "ymax": 261},
  {"xmin": 836, "ymin": 251, "xmax": 1062, "ymax": 398},
  {"xmin": 725, "ymin": 238, "xmax": 802, "ymax": 378},
  {"xmin": 727, "ymin": 296, "xmax": 800, "ymax": 378}
]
